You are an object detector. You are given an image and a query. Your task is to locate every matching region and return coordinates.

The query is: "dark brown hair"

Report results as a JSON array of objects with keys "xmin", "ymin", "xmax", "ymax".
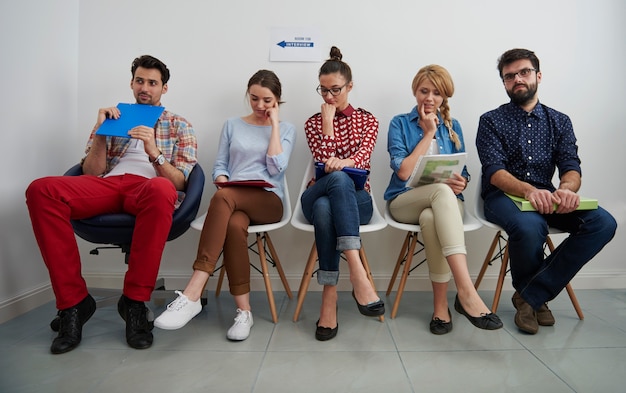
[
  {"xmin": 131, "ymin": 55, "xmax": 170, "ymax": 84},
  {"xmin": 318, "ymin": 46, "xmax": 352, "ymax": 82}
]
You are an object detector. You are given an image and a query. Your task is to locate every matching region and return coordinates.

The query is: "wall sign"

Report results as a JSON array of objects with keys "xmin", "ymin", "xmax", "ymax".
[{"xmin": 270, "ymin": 27, "xmax": 321, "ymax": 62}]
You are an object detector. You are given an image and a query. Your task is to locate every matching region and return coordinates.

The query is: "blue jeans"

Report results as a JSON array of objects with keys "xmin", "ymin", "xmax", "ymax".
[
  {"xmin": 484, "ymin": 189, "xmax": 617, "ymax": 309},
  {"xmin": 301, "ymin": 171, "xmax": 373, "ymax": 286}
]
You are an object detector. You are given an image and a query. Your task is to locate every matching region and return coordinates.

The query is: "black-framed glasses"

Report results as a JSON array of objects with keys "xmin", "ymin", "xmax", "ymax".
[
  {"xmin": 316, "ymin": 83, "xmax": 348, "ymax": 96},
  {"xmin": 502, "ymin": 68, "xmax": 536, "ymax": 82}
]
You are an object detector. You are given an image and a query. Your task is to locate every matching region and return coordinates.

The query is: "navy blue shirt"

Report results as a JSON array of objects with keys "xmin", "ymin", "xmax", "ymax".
[{"xmin": 476, "ymin": 102, "xmax": 581, "ymax": 198}]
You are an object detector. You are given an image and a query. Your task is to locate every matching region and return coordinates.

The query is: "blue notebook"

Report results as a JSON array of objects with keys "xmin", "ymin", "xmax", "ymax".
[
  {"xmin": 95, "ymin": 103, "xmax": 165, "ymax": 138},
  {"xmin": 315, "ymin": 162, "xmax": 370, "ymax": 190}
]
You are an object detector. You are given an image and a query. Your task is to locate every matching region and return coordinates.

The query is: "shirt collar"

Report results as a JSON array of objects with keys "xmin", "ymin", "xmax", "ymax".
[
  {"xmin": 506, "ymin": 100, "xmax": 545, "ymax": 120},
  {"xmin": 337, "ymin": 104, "xmax": 355, "ymax": 117}
]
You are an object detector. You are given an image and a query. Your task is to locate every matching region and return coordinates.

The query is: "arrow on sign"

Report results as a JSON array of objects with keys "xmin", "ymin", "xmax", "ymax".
[{"xmin": 276, "ymin": 41, "xmax": 314, "ymax": 48}]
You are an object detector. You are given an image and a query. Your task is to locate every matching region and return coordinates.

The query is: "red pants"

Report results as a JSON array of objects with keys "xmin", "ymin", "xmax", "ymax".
[
  {"xmin": 193, "ymin": 187, "xmax": 282, "ymax": 296},
  {"xmin": 25, "ymin": 174, "xmax": 177, "ymax": 310}
]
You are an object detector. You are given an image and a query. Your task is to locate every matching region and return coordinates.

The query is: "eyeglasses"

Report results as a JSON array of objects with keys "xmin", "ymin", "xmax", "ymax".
[
  {"xmin": 316, "ymin": 83, "xmax": 348, "ymax": 96},
  {"xmin": 502, "ymin": 68, "xmax": 536, "ymax": 82}
]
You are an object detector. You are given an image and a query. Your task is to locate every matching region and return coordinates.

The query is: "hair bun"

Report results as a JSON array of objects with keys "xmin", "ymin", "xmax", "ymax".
[{"xmin": 329, "ymin": 46, "xmax": 343, "ymax": 61}]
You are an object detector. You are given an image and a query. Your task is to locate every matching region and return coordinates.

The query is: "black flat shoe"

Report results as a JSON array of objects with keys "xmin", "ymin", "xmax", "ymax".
[
  {"xmin": 351, "ymin": 290, "xmax": 385, "ymax": 317},
  {"xmin": 50, "ymin": 294, "xmax": 96, "ymax": 354},
  {"xmin": 117, "ymin": 295, "xmax": 154, "ymax": 349},
  {"xmin": 454, "ymin": 295, "xmax": 503, "ymax": 330},
  {"xmin": 430, "ymin": 309, "xmax": 453, "ymax": 335},
  {"xmin": 315, "ymin": 320, "xmax": 338, "ymax": 341}
]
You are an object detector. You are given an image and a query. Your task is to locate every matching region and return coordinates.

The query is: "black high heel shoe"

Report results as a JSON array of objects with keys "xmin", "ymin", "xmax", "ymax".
[
  {"xmin": 454, "ymin": 295, "xmax": 503, "ymax": 330},
  {"xmin": 352, "ymin": 290, "xmax": 385, "ymax": 317}
]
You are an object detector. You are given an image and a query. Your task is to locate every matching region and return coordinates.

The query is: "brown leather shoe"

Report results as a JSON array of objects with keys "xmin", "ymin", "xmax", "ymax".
[
  {"xmin": 536, "ymin": 303, "xmax": 555, "ymax": 326},
  {"xmin": 512, "ymin": 292, "xmax": 538, "ymax": 334}
]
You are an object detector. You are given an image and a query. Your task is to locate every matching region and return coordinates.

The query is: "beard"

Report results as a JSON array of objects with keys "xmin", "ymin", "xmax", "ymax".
[{"xmin": 506, "ymin": 81, "xmax": 538, "ymax": 106}]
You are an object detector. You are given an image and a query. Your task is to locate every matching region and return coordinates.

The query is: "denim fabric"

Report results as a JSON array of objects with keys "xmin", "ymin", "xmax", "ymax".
[
  {"xmin": 484, "ymin": 189, "xmax": 617, "ymax": 309},
  {"xmin": 301, "ymin": 171, "xmax": 373, "ymax": 286}
]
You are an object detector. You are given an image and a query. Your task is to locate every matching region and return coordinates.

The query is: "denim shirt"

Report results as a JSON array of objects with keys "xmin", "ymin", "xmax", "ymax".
[{"xmin": 384, "ymin": 106, "xmax": 469, "ymax": 201}]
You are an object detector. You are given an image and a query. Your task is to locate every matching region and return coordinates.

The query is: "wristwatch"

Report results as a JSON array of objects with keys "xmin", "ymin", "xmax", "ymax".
[{"xmin": 151, "ymin": 152, "xmax": 166, "ymax": 166}]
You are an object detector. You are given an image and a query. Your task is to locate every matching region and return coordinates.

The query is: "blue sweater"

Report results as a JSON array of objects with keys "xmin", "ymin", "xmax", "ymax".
[{"xmin": 212, "ymin": 117, "xmax": 296, "ymax": 203}]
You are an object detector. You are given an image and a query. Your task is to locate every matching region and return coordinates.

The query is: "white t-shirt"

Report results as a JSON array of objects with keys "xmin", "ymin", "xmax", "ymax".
[{"xmin": 104, "ymin": 139, "xmax": 156, "ymax": 179}]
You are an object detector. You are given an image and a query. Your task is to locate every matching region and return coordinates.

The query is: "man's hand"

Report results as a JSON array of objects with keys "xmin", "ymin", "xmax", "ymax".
[
  {"xmin": 524, "ymin": 188, "xmax": 556, "ymax": 214},
  {"xmin": 128, "ymin": 125, "xmax": 159, "ymax": 159},
  {"xmin": 95, "ymin": 107, "xmax": 121, "ymax": 130},
  {"xmin": 553, "ymin": 188, "xmax": 580, "ymax": 213}
]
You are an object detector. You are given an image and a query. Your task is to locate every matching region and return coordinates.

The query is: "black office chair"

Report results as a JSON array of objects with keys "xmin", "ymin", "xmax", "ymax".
[{"xmin": 50, "ymin": 163, "xmax": 205, "ymax": 331}]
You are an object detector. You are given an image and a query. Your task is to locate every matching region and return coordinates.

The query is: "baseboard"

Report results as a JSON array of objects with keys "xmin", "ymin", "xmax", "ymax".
[{"xmin": 0, "ymin": 284, "xmax": 54, "ymax": 324}]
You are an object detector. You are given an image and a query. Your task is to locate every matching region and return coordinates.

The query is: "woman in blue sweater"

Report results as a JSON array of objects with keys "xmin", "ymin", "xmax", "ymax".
[{"xmin": 154, "ymin": 70, "xmax": 296, "ymax": 340}]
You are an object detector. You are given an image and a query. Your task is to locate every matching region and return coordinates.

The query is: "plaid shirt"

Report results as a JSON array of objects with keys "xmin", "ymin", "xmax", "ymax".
[{"xmin": 84, "ymin": 110, "xmax": 197, "ymax": 180}]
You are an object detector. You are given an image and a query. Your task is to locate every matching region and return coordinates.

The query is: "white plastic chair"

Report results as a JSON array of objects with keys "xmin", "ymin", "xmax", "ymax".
[
  {"xmin": 384, "ymin": 199, "xmax": 482, "ymax": 318},
  {"xmin": 291, "ymin": 159, "xmax": 387, "ymax": 322},
  {"xmin": 191, "ymin": 178, "xmax": 292, "ymax": 323},
  {"xmin": 473, "ymin": 182, "xmax": 583, "ymax": 319}
]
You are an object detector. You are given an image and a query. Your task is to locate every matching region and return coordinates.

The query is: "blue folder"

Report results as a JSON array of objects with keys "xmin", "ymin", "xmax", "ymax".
[
  {"xmin": 315, "ymin": 162, "xmax": 370, "ymax": 190},
  {"xmin": 95, "ymin": 103, "xmax": 165, "ymax": 138}
]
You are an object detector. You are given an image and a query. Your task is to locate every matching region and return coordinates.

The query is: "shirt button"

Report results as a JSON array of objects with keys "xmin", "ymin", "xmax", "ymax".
[
  {"xmin": 527, "ymin": 140, "xmax": 532, "ymax": 144},
  {"xmin": 527, "ymin": 124, "xmax": 532, "ymax": 128},
  {"xmin": 526, "ymin": 172, "xmax": 531, "ymax": 176},
  {"xmin": 528, "ymin": 156, "xmax": 532, "ymax": 160}
]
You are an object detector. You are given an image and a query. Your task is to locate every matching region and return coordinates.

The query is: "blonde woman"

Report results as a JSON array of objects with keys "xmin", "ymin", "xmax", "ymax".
[{"xmin": 384, "ymin": 65, "xmax": 502, "ymax": 334}]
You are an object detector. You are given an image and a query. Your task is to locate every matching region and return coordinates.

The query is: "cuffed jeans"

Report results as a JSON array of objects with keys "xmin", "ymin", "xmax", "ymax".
[
  {"xmin": 301, "ymin": 171, "xmax": 373, "ymax": 286},
  {"xmin": 484, "ymin": 189, "xmax": 617, "ymax": 309}
]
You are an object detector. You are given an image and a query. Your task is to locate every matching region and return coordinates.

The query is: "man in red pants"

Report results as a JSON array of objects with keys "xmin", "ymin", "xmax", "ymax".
[{"xmin": 26, "ymin": 55, "xmax": 197, "ymax": 354}]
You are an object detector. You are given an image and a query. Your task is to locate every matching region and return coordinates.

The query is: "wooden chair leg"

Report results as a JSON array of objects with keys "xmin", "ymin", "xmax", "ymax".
[
  {"xmin": 386, "ymin": 232, "xmax": 411, "ymax": 296},
  {"xmin": 491, "ymin": 243, "xmax": 510, "ymax": 313},
  {"xmin": 257, "ymin": 233, "xmax": 278, "ymax": 323},
  {"xmin": 359, "ymin": 245, "xmax": 384, "ymax": 322},
  {"xmin": 475, "ymin": 231, "xmax": 502, "ymax": 289},
  {"xmin": 565, "ymin": 283, "xmax": 584, "ymax": 320},
  {"xmin": 293, "ymin": 242, "xmax": 318, "ymax": 322},
  {"xmin": 390, "ymin": 233, "xmax": 418, "ymax": 319},
  {"xmin": 215, "ymin": 265, "xmax": 226, "ymax": 297},
  {"xmin": 264, "ymin": 232, "xmax": 293, "ymax": 299}
]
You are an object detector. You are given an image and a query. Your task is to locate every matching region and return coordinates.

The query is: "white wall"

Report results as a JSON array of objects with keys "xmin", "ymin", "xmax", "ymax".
[
  {"xmin": 0, "ymin": 0, "xmax": 79, "ymax": 322},
  {"xmin": 2, "ymin": 0, "xmax": 624, "ymax": 322}
]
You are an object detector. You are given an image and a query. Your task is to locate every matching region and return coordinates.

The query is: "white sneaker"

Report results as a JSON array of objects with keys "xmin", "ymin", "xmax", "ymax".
[
  {"xmin": 226, "ymin": 309, "xmax": 253, "ymax": 341},
  {"xmin": 154, "ymin": 291, "xmax": 201, "ymax": 330}
]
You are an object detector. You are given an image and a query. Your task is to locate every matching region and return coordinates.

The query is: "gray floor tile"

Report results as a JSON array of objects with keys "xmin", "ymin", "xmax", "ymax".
[
  {"xmin": 1, "ymin": 289, "xmax": 625, "ymax": 393},
  {"xmin": 254, "ymin": 351, "xmax": 413, "ymax": 393},
  {"xmin": 400, "ymin": 350, "xmax": 575, "ymax": 392},
  {"xmin": 532, "ymin": 347, "xmax": 626, "ymax": 393}
]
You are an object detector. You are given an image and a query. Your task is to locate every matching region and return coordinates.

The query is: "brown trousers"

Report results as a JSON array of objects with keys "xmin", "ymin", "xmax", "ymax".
[{"xmin": 193, "ymin": 187, "xmax": 282, "ymax": 295}]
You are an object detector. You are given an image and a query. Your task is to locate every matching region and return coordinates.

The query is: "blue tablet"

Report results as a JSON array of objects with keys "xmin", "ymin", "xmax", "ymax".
[
  {"xmin": 95, "ymin": 103, "xmax": 165, "ymax": 138},
  {"xmin": 314, "ymin": 162, "xmax": 370, "ymax": 190}
]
